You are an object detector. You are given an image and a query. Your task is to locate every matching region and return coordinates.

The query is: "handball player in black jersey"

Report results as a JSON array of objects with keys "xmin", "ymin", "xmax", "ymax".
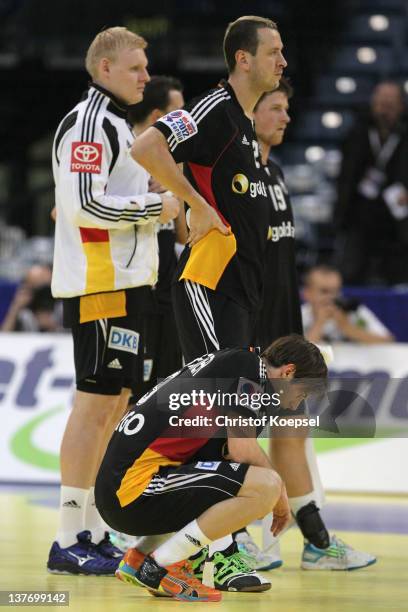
[
  {"xmin": 95, "ymin": 335, "xmax": 327, "ymax": 601},
  {"xmin": 132, "ymin": 16, "xmax": 287, "ymax": 360},
  {"xmin": 235, "ymin": 79, "xmax": 376, "ymax": 573}
]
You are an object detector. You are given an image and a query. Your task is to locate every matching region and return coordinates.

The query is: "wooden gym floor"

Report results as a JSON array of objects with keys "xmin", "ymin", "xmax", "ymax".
[{"xmin": 1, "ymin": 487, "xmax": 407, "ymax": 611}]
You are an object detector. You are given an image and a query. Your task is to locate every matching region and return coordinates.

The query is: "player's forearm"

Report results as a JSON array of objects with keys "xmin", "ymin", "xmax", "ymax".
[
  {"xmin": 1, "ymin": 305, "xmax": 20, "ymax": 331},
  {"xmin": 132, "ymin": 128, "xmax": 207, "ymax": 211},
  {"xmin": 342, "ymin": 323, "xmax": 394, "ymax": 344}
]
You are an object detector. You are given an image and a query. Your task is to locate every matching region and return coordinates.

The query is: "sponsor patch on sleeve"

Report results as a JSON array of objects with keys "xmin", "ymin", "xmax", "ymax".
[
  {"xmin": 158, "ymin": 110, "xmax": 198, "ymax": 144},
  {"xmin": 71, "ymin": 142, "xmax": 102, "ymax": 173}
]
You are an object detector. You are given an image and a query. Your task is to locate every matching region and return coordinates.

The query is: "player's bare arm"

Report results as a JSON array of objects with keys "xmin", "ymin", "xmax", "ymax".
[
  {"xmin": 132, "ymin": 126, "xmax": 230, "ymax": 245},
  {"xmin": 227, "ymin": 433, "xmax": 272, "ymax": 469}
]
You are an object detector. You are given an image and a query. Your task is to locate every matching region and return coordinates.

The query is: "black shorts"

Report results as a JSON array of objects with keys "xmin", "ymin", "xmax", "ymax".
[
  {"xmin": 135, "ymin": 302, "xmax": 183, "ymax": 401},
  {"xmin": 172, "ymin": 280, "xmax": 257, "ymax": 363},
  {"xmin": 96, "ymin": 460, "xmax": 249, "ymax": 536},
  {"xmin": 72, "ymin": 314, "xmax": 145, "ymax": 395}
]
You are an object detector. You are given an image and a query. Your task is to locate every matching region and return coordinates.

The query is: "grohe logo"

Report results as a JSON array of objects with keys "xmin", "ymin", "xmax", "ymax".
[
  {"xmin": 232, "ymin": 173, "xmax": 249, "ymax": 194},
  {"xmin": 232, "ymin": 174, "xmax": 267, "ymax": 198}
]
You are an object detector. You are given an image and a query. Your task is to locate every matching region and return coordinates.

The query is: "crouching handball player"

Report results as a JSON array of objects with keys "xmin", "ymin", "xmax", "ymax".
[{"xmin": 95, "ymin": 335, "xmax": 327, "ymax": 602}]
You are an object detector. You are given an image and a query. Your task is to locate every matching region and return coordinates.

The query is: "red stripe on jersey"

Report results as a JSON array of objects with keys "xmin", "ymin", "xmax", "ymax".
[
  {"xmin": 188, "ymin": 163, "xmax": 229, "ymax": 226},
  {"xmin": 149, "ymin": 400, "xmax": 222, "ymax": 462},
  {"xmin": 149, "ymin": 437, "xmax": 209, "ymax": 462},
  {"xmin": 79, "ymin": 227, "xmax": 109, "ymax": 243}
]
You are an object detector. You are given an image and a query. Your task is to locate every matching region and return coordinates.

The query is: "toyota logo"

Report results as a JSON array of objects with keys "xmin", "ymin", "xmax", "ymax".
[{"xmin": 74, "ymin": 144, "xmax": 100, "ymax": 163}]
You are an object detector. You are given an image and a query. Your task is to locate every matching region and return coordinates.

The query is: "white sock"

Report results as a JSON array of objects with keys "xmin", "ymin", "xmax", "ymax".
[
  {"xmin": 208, "ymin": 535, "xmax": 233, "ymax": 556},
  {"xmin": 84, "ymin": 486, "xmax": 105, "ymax": 543},
  {"xmin": 152, "ymin": 520, "xmax": 212, "ymax": 566},
  {"xmin": 135, "ymin": 534, "xmax": 173, "ymax": 554},
  {"xmin": 56, "ymin": 486, "xmax": 88, "ymax": 548},
  {"xmin": 289, "ymin": 492, "xmax": 317, "ymax": 517}
]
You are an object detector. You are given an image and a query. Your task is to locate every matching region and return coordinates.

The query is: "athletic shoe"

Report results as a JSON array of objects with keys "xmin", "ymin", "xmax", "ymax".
[
  {"xmin": 235, "ymin": 530, "xmax": 283, "ymax": 571},
  {"xmin": 116, "ymin": 548, "xmax": 146, "ymax": 585},
  {"xmin": 192, "ymin": 543, "xmax": 271, "ymax": 592},
  {"xmin": 301, "ymin": 534, "xmax": 377, "ymax": 570},
  {"xmin": 135, "ymin": 555, "xmax": 222, "ymax": 602},
  {"xmin": 96, "ymin": 532, "xmax": 124, "ymax": 561},
  {"xmin": 189, "ymin": 545, "xmax": 209, "ymax": 571},
  {"xmin": 47, "ymin": 530, "xmax": 119, "ymax": 575},
  {"xmin": 108, "ymin": 531, "xmax": 136, "ymax": 553},
  {"xmin": 116, "ymin": 547, "xmax": 170, "ymax": 598}
]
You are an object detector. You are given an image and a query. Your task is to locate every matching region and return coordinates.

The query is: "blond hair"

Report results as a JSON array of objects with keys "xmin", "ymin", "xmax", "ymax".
[{"xmin": 85, "ymin": 27, "xmax": 147, "ymax": 79}]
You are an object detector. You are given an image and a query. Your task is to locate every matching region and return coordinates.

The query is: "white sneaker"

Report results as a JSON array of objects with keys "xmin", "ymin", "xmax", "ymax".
[
  {"xmin": 235, "ymin": 531, "xmax": 283, "ymax": 571},
  {"xmin": 301, "ymin": 534, "xmax": 377, "ymax": 570}
]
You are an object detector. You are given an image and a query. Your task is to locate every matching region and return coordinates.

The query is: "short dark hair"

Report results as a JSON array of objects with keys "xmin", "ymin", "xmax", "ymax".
[
  {"xmin": 254, "ymin": 76, "xmax": 293, "ymax": 112},
  {"xmin": 262, "ymin": 334, "xmax": 328, "ymax": 384},
  {"xmin": 223, "ymin": 15, "xmax": 278, "ymax": 74},
  {"xmin": 303, "ymin": 264, "xmax": 341, "ymax": 287},
  {"xmin": 128, "ymin": 75, "xmax": 183, "ymax": 125}
]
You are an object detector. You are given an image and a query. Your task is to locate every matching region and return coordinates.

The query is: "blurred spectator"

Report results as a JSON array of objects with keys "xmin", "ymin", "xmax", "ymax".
[
  {"xmin": 334, "ymin": 80, "xmax": 408, "ymax": 285},
  {"xmin": 302, "ymin": 265, "xmax": 394, "ymax": 344},
  {"xmin": 1, "ymin": 264, "xmax": 62, "ymax": 332}
]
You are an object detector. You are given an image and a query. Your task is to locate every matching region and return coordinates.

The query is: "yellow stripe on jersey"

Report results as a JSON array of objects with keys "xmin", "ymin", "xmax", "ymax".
[
  {"xmin": 79, "ymin": 290, "xmax": 126, "ymax": 323},
  {"xmin": 180, "ymin": 229, "xmax": 237, "ymax": 290},
  {"xmin": 82, "ymin": 240, "xmax": 115, "ymax": 294},
  {"xmin": 116, "ymin": 447, "xmax": 181, "ymax": 508}
]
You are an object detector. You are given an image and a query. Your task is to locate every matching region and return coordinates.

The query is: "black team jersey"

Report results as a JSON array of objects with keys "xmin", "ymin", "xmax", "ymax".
[
  {"xmin": 256, "ymin": 159, "xmax": 303, "ymax": 350},
  {"xmin": 97, "ymin": 348, "xmax": 270, "ymax": 508},
  {"xmin": 153, "ymin": 82, "xmax": 271, "ymax": 312}
]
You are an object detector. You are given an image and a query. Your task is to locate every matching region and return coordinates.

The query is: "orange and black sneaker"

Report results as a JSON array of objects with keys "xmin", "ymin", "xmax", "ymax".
[
  {"xmin": 135, "ymin": 555, "xmax": 222, "ymax": 602},
  {"xmin": 115, "ymin": 547, "xmax": 146, "ymax": 586}
]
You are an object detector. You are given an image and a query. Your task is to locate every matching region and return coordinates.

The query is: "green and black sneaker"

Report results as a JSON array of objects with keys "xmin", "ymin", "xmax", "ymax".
[
  {"xmin": 189, "ymin": 546, "xmax": 210, "ymax": 580},
  {"xmin": 190, "ymin": 543, "xmax": 271, "ymax": 592}
]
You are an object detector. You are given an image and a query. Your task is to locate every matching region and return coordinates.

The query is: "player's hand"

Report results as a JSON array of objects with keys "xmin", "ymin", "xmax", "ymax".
[
  {"xmin": 158, "ymin": 195, "xmax": 180, "ymax": 224},
  {"xmin": 187, "ymin": 204, "xmax": 230, "ymax": 246},
  {"xmin": 315, "ymin": 304, "xmax": 337, "ymax": 326},
  {"xmin": 271, "ymin": 482, "xmax": 290, "ymax": 536},
  {"xmin": 331, "ymin": 306, "xmax": 350, "ymax": 332}
]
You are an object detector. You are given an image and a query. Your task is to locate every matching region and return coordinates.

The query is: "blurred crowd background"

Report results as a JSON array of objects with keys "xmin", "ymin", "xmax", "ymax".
[{"xmin": 1, "ymin": 0, "xmax": 408, "ymax": 339}]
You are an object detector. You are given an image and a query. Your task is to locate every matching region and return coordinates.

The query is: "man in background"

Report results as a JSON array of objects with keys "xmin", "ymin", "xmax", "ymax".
[
  {"xmin": 335, "ymin": 80, "xmax": 408, "ymax": 285},
  {"xmin": 302, "ymin": 265, "xmax": 394, "ymax": 344},
  {"xmin": 1, "ymin": 264, "xmax": 61, "ymax": 332}
]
